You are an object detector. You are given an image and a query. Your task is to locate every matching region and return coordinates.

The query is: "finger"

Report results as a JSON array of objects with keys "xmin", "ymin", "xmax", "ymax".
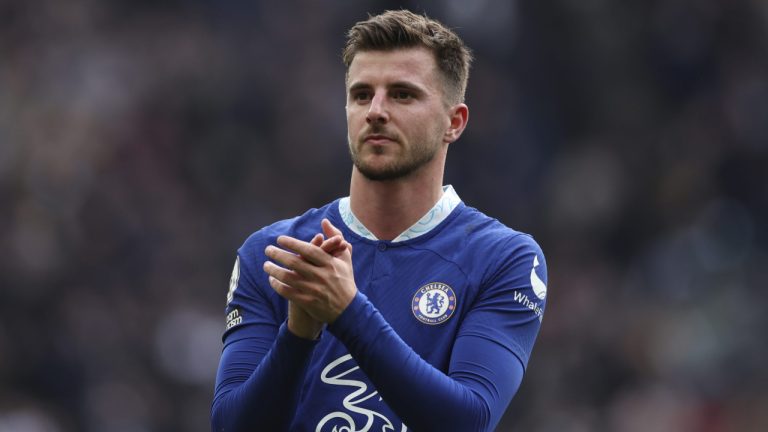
[
  {"xmin": 267, "ymin": 274, "xmax": 314, "ymax": 304},
  {"xmin": 310, "ymin": 233, "xmax": 324, "ymax": 247},
  {"xmin": 320, "ymin": 235, "xmax": 344, "ymax": 252},
  {"xmin": 267, "ymin": 273, "xmax": 293, "ymax": 298},
  {"xmin": 321, "ymin": 218, "xmax": 344, "ymax": 239},
  {"xmin": 321, "ymin": 236, "xmax": 352, "ymax": 257},
  {"xmin": 304, "ymin": 234, "xmax": 328, "ymax": 264},
  {"xmin": 265, "ymin": 246, "xmax": 316, "ymax": 278},
  {"xmin": 276, "ymin": 236, "xmax": 328, "ymax": 266},
  {"xmin": 263, "ymin": 260, "xmax": 299, "ymax": 285},
  {"xmin": 321, "ymin": 220, "xmax": 353, "ymax": 255}
]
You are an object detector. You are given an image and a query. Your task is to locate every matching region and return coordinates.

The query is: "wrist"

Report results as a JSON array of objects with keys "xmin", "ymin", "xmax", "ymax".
[
  {"xmin": 287, "ymin": 318, "xmax": 322, "ymax": 340},
  {"xmin": 329, "ymin": 289, "xmax": 357, "ymax": 323},
  {"xmin": 328, "ymin": 291, "xmax": 365, "ymax": 333}
]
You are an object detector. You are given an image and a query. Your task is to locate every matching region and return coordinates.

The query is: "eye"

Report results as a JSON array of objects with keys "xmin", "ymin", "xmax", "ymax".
[
  {"xmin": 392, "ymin": 90, "xmax": 412, "ymax": 100},
  {"xmin": 352, "ymin": 91, "xmax": 371, "ymax": 102}
]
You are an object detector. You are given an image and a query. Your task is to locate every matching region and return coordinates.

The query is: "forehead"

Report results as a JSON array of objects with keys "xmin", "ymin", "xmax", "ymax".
[{"xmin": 347, "ymin": 47, "xmax": 440, "ymax": 89}]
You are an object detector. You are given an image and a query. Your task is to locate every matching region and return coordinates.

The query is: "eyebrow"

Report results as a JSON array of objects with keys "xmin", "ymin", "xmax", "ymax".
[
  {"xmin": 348, "ymin": 82, "xmax": 372, "ymax": 93},
  {"xmin": 347, "ymin": 81, "xmax": 427, "ymax": 95},
  {"xmin": 389, "ymin": 81, "xmax": 426, "ymax": 94}
]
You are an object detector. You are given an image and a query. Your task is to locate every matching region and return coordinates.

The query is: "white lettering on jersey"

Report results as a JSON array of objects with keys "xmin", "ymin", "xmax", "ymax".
[
  {"xmin": 227, "ymin": 256, "xmax": 240, "ymax": 305},
  {"xmin": 514, "ymin": 290, "xmax": 544, "ymax": 322},
  {"xmin": 225, "ymin": 309, "xmax": 242, "ymax": 329},
  {"xmin": 530, "ymin": 255, "xmax": 547, "ymax": 300},
  {"xmin": 315, "ymin": 354, "xmax": 407, "ymax": 432}
]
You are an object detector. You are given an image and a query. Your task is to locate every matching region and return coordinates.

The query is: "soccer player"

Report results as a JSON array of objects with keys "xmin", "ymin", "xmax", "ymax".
[{"xmin": 211, "ymin": 9, "xmax": 548, "ymax": 432}]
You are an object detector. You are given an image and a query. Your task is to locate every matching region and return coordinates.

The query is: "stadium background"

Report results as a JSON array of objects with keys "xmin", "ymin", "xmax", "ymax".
[{"xmin": 1, "ymin": 0, "xmax": 767, "ymax": 430}]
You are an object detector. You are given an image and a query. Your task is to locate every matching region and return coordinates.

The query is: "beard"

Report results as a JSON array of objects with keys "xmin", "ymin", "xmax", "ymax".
[{"xmin": 348, "ymin": 126, "xmax": 441, "ymax": 181}]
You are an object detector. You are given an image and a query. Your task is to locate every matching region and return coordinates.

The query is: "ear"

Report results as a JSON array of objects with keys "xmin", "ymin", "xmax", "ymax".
[{"xmin": 444, "ymin": 103, "xmax": 469, "ymax": 144}]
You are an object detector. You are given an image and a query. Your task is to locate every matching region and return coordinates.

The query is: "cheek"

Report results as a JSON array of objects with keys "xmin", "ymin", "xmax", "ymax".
[
  {"xmin": 345, "ymin": 114, "xmax": 358, "ymax": 136},
  {"xmin": 414, "ymin": 114, "xmax": 445, "ymax": 139},
  {"xmin": 346, "ymin": 107, "xmax": 364, "ymax": 128}
]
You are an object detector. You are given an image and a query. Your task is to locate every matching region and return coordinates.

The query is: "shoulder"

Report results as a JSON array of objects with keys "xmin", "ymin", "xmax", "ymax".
[
  {"xmin": 238, "ymin": 200, "xmax": 340, "ymax": 257},
  {"xmin": 453, "ymin": 204, "xmax": 543, "ymax": 255},
  {"xmin": 440, "ymin": 204, "xmax": 546, "ymax": 281},
  {"xmin": 224, "ymin": 200, "xmax": 340, "ymax": 317}
]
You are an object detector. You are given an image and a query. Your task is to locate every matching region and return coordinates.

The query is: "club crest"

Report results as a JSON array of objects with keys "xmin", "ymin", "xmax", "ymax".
[{"xmin": 412, "ymin": 282, "xmax": 456, "ymax": 325}]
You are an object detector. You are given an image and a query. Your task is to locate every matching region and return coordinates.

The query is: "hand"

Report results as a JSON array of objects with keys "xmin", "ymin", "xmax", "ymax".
[
  {"xmin": 285, "ymin": 231, "xmax": 350, "ymax": 339},
  {"xmin": 264, "ymin": 219, "xmax": 356, "ymax": 325}
]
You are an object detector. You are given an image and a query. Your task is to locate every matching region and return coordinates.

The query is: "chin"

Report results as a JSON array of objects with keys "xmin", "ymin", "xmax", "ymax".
[{"xmin": 355, "ymin": 161, "xmax": 420, "ymax": 182}]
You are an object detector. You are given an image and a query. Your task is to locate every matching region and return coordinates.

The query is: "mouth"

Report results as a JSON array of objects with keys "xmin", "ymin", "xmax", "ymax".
[{"xmin": 363, "ymin": 134, "xmax": 397, "ymax": 145}]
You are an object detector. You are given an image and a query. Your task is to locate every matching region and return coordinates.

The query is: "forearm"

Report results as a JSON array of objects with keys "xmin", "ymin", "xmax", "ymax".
[
  {"xmin": 210, "ymin": 322, "xmax": 318, "ymax": 432},
  {"xmin": 328, "ymin": 293, "xmax": 524, "ymax": 432}
]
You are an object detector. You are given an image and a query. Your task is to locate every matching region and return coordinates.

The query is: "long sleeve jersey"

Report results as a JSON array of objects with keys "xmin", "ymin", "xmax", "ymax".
[{"xmin": 212, "ymin": 193, "xmax": 548, "ymax": 431}]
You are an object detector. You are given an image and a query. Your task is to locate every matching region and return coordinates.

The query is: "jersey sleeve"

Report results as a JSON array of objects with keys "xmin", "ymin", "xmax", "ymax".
[
  {"xmin": 327, "ymin": 233, "xmax": 547, "ymax": 431},
  {"xmin": 329, "ymin": 292, "xmax": 523, "ymax": 431},
  {"xmin": 222, "ymin": 233, "xmax": 280, "ymax": 341},
  {"xmin": 459, "ymin": 233, "xmax": 548, "ymax": 369},
  {"xmin": 210, "ymin": 232, "xmax": 319, "ymax": 432}
]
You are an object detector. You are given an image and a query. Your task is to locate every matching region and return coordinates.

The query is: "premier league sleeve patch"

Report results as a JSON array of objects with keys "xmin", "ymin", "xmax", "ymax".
[
  {"xmin": 412, "ymin": 282, "xmax": 457, "ymax": 325},
  {"xmin": 226, "ymin": 256, "xmax": 240, "ymax": 305}
]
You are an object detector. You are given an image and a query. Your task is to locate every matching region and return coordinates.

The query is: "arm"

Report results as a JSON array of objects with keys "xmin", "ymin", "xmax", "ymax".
[
  {"xmin": 328, "ymin": 292, "xmax": 526, "ymax": 431},
  {"xmin": 264, "ymin": 220, "xmax": 546, "ymax": 431},
  {"xmin": 211, "ymin": 234, "xmax": 350, "ymax": 431},
  {"xmin": 211, "ymin": 323, "xmax": 319, "ymax": 431}
]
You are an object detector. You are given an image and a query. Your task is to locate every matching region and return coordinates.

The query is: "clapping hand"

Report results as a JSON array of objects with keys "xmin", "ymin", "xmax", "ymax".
[{"xmin": 264, "ymin": 219, "xmax": 356, "ymax": 339}]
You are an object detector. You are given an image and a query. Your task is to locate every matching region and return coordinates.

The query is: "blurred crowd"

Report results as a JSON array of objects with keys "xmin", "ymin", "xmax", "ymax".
[{"xmin": 1, "ymin": 0, "xmax": 766, "ymax": 431}]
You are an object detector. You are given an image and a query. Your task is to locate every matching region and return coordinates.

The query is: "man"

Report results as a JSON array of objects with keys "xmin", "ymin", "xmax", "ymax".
[{"xmin": 212, "ymin": 10, "xmax": 548, "ymax": 432}]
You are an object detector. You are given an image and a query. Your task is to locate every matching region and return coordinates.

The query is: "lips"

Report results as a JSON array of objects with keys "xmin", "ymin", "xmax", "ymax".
[{"xmin": 363, "ymin": 134, "xmax": 397, "ymax": 145}]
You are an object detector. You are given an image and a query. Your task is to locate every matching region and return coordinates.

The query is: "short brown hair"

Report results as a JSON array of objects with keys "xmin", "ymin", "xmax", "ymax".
[{"xmin": 342, "ymin": 10, "xmax": 473, "ymax": 104}]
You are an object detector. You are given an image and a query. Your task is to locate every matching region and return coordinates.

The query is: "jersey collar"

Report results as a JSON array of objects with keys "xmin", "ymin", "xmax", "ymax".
[{"xmin": 338, "ymin": 185, "xmax": 462, "ymax": 243}]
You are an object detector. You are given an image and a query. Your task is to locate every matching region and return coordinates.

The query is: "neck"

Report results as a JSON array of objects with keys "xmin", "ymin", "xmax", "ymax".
[{"xmin": 349, "ymin": 162, "xmax": 445, "ymax": 241}]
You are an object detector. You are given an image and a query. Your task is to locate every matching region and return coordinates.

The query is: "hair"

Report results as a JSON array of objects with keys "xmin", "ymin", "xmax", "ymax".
[{"xmin": 342, "ymin": 10, "xmax": 473, "ymax": 104}]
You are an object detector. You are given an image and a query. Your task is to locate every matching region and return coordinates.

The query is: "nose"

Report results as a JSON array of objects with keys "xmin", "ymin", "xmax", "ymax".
[{"xmin": 366, "ymin": 93, "xmax": 389, "ymax": 124}]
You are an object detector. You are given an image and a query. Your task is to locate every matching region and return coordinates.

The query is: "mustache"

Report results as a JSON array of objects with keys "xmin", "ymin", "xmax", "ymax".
[{"xmin": 360, "ymin": 124, "xmax": 399, "ymax": 142}]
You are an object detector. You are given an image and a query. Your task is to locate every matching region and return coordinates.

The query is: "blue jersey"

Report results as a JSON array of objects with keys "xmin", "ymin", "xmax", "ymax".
[{"xmin": 212, "ymin": 198, "xmax": 547, "ymax": 432}]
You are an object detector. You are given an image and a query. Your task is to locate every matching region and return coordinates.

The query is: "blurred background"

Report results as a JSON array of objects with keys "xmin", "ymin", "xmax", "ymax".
[{"xmin": 1, "ymin": 0, "xmax": 767, "ymax": 431}]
